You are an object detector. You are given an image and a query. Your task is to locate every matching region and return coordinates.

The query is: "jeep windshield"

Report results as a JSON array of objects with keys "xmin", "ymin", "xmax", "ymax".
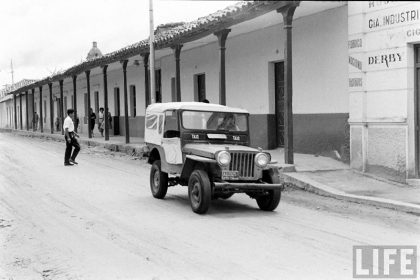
[{"xmin": 181, "ymin": 111, "xmax": 248, "ymax": 132}]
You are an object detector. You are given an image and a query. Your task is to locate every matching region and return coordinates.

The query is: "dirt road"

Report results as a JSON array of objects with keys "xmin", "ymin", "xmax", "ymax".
[{"xmin": 0, "ymin": 133, "xmax": 419, "ymax": 280}]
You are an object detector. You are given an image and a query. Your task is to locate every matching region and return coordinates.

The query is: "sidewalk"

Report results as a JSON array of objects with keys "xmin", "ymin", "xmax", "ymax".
[
  {"xmin": 2, "ymin": 128, "xmax": 420, "ymax": 215},
  {"xmin": 267, "ymin": 148, "xmax": 420, "ymax": 215},
  {"xmin": 1, "ymin": 128, "xmax": 147, "ymax": 157}
]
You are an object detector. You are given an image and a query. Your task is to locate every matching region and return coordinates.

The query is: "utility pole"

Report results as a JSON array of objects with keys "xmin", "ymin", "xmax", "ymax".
[
  {"xmin": 149, "ymin": 0, "xmax": 155, "ymax": 104},
  {"xmin": 10, "ymin": 59, "xmax": 14, "ymax": 88}
]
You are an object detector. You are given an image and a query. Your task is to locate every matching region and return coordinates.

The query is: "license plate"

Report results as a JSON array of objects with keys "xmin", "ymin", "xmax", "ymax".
[{"xmin": 222, "ymin": 170, "xmax": 239, "ymax": 180}]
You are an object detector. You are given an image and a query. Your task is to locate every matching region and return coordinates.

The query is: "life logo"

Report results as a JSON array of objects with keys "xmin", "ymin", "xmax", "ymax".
[{"xmin": 353, "ymin": 245, "xmax": 417, "ymax": 278}]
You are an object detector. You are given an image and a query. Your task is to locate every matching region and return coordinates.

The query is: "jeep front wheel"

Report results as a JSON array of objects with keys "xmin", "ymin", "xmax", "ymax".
[
  {"xmin": 150, "ymin": 160, "xmax": 168, "ymax": 199},
  {"xmin": 256, "ymin": 190, "xmax": 281, "ymax": 211},
  {"xmin": 188, "ymin": 170, "xmax": 212, "ymax": 214},
  {"xmin": 256, "ymin": 168, "xmax": 281, "ymax": 211}
]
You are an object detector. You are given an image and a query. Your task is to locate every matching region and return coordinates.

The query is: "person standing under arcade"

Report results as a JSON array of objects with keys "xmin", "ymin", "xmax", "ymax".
[{"xmin": 63, "ymin": 109, "xmax": 80, "ymax": 166}]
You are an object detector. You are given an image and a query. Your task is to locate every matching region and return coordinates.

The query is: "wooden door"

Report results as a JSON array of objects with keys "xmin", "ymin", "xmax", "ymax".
[{"xmin": 274, "ymin": 62, "xmax": 285, "ymax": 147}]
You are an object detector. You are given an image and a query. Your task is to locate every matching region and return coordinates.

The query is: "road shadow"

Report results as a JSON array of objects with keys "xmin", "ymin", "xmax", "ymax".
[{"xmin": 159, "ymin": 193, "xmax": 280, "ymax": 218}]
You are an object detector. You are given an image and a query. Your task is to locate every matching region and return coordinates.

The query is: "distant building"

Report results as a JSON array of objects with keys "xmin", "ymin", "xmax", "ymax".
[
  {"xmin": 86, "ymin": 41, "xmax": 103, "ymax": 61},
  {"xmin": 0, "ymin": 79, "xmax": 37, "ymax": 98}
]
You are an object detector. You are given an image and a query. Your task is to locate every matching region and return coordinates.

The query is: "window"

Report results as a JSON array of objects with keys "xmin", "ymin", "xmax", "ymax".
[
  {"xmin": 158, "ymin": 115, "xmax": 163, "ymax": 134},
  {"xmin": 194, "ymin": 73, "xmax": 206, "ymax": 102},
  {"xmin": 181, "ymin": 111, "xmax": 248, "ymax": 132},
  {"xmin": 146, "ymin": 114, "xmax": 158, "ymax": 129},
  {"xmin": 130, "ymin": 85, "xmax": 136, "ymax": 117},
  {"xmin": 64, "ymin": 96, "xmax": 68, "ymax": 112},
  {"xmin": 164, "ymin": 110, "xmax": 179, "ymax": 138}
]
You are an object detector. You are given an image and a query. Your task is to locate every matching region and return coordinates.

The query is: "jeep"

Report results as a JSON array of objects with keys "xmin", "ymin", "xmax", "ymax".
[{"xmin": 144, "ymin": 102, "xmax": 283, "ymax": 214}]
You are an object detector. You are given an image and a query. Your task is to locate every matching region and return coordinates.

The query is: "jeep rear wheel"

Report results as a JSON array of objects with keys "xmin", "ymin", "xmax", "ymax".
[
  {"xmin": 188, "ymin": 170, "xmax": 211, "ymax": 214},
  {"xmin": 256, "ymin": 168, "xmax": 282, "ymax": 211},
  {"xmin": 150, "ymin": 160, "xmax": 168, "ymax": 199}
]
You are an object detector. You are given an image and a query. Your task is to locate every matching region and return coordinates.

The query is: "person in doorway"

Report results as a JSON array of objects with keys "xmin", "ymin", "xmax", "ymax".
[
  {"xmin": 63, "ymin": 109, "xmax": 80, "ymax": 166},
  {"xmin": 34, "ymin": 112, "xmax": 39, "ymax": 130},
  {"xmin": 108, "ymin": 111, "xmax": 112, "ymax": 130},
  {"xmin": 89, "ymin": 108, "xmax": 96, "ymax": 137},
  {"xmin": 98, "ymin": 107, "xmax": 104, "ymax": 137},
  {"xmin": 55, "ymin": 117, "xmax": 60, "ymax": 132}
]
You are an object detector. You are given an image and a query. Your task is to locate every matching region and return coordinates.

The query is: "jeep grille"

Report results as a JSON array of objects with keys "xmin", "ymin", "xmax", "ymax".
[{"xmin": 229, "ymin": 152, "xmax": 257, "ymax": 179}]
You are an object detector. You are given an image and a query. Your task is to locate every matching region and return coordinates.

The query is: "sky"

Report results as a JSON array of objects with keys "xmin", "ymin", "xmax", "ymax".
[{"xmin": 0, "ymin": 0, "xmax": 238, "ymax": 88}]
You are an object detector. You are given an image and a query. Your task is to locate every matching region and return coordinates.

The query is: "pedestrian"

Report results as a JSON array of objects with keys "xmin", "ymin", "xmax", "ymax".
[
  {"xmin": 63, "ymin": 109, "xmax": 80, "ymax": 166},
  {"xmin": 89, "ymin": 108, "xmax": 96, "ymax": 137},
  {"xmin": 108, "ymin": 111, "xmax": 112, "ymax": 130},
  {"xmin": 98, "ymin": 107, "xmax": 104, "ymax": 137},
  {"xmin": 34, "ymin": 112, "xmax": 39, "ymax": 130},
  {"xmin": 55, "ymin": 117, "xmax": 60, "ymax": 132}
]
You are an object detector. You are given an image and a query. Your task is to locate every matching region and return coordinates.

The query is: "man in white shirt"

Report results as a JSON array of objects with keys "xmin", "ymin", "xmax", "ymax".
[{"xmin": 63, "ymin": 109, "xmax": 80, "ymax": 166}]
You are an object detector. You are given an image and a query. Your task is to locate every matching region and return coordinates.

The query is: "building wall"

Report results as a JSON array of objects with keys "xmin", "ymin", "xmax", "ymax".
[
  {"xmin": 0, "ymin": 96, "xmax": 13, "ymax": 129},
  {"xmin": 158, "ymin": 5, "xmax": 348, "ymax": 151},
  {"xmin": 0, "ymin": 4, "xmax": 349, "ymax": 156},
  {"xmin": 348, "ymin": 1, "xmax": 420, "ymax": 181}
]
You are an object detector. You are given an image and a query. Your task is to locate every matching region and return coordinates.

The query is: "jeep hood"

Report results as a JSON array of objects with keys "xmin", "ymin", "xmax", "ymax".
[{"xmin": 183, "ymin": 143, "xmax": 259, "ymax": 159}]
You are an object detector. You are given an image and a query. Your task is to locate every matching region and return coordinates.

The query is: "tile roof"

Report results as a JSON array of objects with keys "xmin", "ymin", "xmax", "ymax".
[{"xmin": 8, "ymin": 1, "xmax": 297, "ymax": 95}]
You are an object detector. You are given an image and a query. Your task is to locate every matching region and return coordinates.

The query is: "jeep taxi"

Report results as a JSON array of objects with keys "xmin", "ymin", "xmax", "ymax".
[{"xmin": 144, "ymin": 102, "xmax": 283, "ymax": 214}]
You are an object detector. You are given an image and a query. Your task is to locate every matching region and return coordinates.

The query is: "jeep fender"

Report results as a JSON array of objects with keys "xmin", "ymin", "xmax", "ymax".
[
  {"xmin": 262, "ymin": 167, "xmax": 283, "ymax": 184},
  {"xmin": 180, "ymin": 155, "xmax": 217, "ymax": 181},
  {"xmin": 147, "ymin": 145, "xmax": 183, "ymax": 174}
]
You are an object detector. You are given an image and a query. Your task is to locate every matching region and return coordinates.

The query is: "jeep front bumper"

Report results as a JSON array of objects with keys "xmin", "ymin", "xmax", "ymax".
[{"xmin": 213, "ymin": 182, "xmax": 284, "ymax": 191}]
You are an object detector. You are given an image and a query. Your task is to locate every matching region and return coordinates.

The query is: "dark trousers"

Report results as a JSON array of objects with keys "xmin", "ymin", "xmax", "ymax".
[{"xmin": 64, "ymin": 134, "xmax": 80, "ymax": 163}]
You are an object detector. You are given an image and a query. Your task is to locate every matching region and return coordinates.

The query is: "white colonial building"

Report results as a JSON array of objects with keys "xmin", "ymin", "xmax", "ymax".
[{"xmin": 1, "ymin": 1, "xmax": 420, "ymax": 183}]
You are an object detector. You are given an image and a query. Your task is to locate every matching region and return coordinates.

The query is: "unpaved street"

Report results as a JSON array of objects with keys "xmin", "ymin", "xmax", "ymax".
[{"xmin": 0, "ymin": 133, "xmax": 419, "ymax": 280}]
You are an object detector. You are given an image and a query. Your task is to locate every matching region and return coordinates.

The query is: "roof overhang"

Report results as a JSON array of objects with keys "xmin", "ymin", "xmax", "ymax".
[
  {"xmin": 8, "ymin": 1, "xmax": 299, "ymax": 96},
  {"xmin": 146, "ymin": 102, "xmax": 249, "ymax": 114}
]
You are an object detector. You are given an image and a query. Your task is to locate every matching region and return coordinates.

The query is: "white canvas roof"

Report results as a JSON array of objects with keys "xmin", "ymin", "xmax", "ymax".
[{"xmin": 146, "ymin": 102, "xmax": 249, "ymax": 114}]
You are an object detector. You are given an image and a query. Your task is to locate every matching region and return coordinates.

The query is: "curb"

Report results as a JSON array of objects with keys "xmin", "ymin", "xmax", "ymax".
[
  {"xmin": 281, "ymin": 172, "xmax": 420, "ymax": 215},
  {"xmin": 1, "ymin": 128, "xmax": 147, "ymax": 158}
]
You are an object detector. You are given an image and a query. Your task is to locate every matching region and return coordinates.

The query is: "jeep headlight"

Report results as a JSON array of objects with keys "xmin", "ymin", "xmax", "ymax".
[
  {"xmin": 255, "ymin": 153, "xmax": 270, "ymax": 168},
  {"xmin": 216, "ymin": 151, "xmax": 231, "ymax": 166}
]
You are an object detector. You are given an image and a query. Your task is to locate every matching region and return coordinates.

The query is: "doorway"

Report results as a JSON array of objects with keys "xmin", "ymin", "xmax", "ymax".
[
  {"xmin": 56, "ymin": 98, "xmax": 62, "ymax": 131},
  {"xmin": 155, "ymin": 69, "xmax": 162, "ymax": 103},
  {"xmin": 114, "ymin": 87, "xmax": 120, "ymax": 135},
  {"xmin": 194, "ymin": 73, "xmax": 206, "ymax": 102},
  {"xmin": 114, "ymin": 88, "xmax": 120, "ymax": 117},
  {"xmin": 274, "ymin": 62, "xmax": 285, "ymax": 147}
]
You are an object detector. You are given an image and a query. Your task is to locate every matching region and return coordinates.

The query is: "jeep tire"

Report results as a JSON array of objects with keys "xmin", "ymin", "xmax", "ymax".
[
  {"xmin": 188, "ymin": 169, "xmax": 212, "ymax": 214},
  {"xmin": 150, "ymin": 160, "xmax": 168, "ymax": 199},
  {"xmin": 256, "ymin": 168, "xmax": 281, "ymax": 211}
]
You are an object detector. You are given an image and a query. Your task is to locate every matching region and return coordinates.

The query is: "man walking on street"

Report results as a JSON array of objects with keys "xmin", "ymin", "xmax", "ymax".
[{"xmin": 63, "ymin": 109, "xmax": 80, "ymax": 166}]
